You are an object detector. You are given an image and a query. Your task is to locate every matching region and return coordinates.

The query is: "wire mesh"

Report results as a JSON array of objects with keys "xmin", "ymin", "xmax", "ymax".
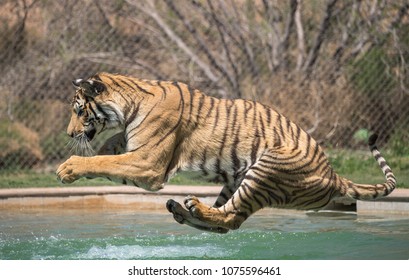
[{"xmin": 1, "ymin": 0, "xmax": 408, "ymax": 170}]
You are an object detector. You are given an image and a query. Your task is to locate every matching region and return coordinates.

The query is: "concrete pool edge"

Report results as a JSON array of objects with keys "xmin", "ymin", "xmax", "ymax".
[
  {"xmin": 0, "ymin": 186, "xmax": 408, "ymax": 216},
  {"xmin": 0, "ymin": 185, "xmax": 221, "ymax": 212}
]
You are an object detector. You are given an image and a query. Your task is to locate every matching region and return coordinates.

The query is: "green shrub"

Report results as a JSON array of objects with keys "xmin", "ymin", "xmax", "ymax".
[{"xmin": 389, "ymin": 128, "xmax": 409, "ymax": 156}]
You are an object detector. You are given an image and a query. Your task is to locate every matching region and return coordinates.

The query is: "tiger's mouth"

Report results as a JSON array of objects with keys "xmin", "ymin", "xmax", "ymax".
[{"xmin": 85, "ymin": 128, "xmax": 97, "ymax": 141}]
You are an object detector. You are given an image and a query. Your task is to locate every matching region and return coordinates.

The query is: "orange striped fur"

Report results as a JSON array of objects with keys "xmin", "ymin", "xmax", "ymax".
[{"xmin": 57, "ymin": 73, "xmax": 396, "ymax": 233}]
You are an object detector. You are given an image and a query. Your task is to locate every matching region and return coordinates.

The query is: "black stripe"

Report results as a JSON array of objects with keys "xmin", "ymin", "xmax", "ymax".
[
  {"xmin": 87, "ymin": 103, "xmax": 100, "ymax": 121},
  {"xmin": 187, "ymin": 85, "xmax": 194, "ymax": 124},
  {"xmin": 196, "ymin": 93, "xmax": 205, "ymax": 122},
  {"xmin": 118, "ymin": 77, "xmax": 136, "ymax": 90},
  {"xmin": 251, "ymin": 165, "xmax": 270, "ymax": 176},
  {"xmin": 212, "ymin": 99, "xmax": 221, "ymax": 132},
  {"xmin": 270, "ymin": 153, "xmax": 327, "ymax": 176},
  {"xmin": 243, "ymin": 183, "xmax": 265, "ymax": 208},
  {"xmin": 105, "ymin": 75, "xmax": 123, "ymax": 89},
  {"xmin": 127, "ymin": 78, "xmax": 155, "ymax": 96},
  {"xmin": 277, "ymin": 114, "xmax": 286, "ymax": 139},
  {"xmin": 254, "ymin": 163, "xmax": 328, "ymax": 188},
  {"xmin": 127, "ymin": 142, "xmax": 149, "ymax": 152},
  {"xmin": 303, "ymin": 133, "xmax": 312, "ymax": 159},
  {"xmin": 218, "ymin": 100, "xmax": 232, "ymax": 156},
  {"xmin": 262, "ymin": 150, "xmax": 302, "ymax": 162},
  {"xmin": 226, "ymin": 99, "xmax": 234, "ymax": 115},
  {"xmin": 292, "ymin": 126, "xmax": 301, "ymax": 152},
  {"xmin": 252, "ymin": 101, "xmax": 257, "ymax": 127},
  {"xmin": 158, "ymin": 81, "xmax": 167, "ymax": 100},
  {"xmin": 264, "ymin": 105, "xmax": 271, "ymax": 125},
  {"xmin": 231, "ymin": 123, "xmax": 241, "ymax": 174},
  {"xmin": 200, "ymin": 149, "xmax": 208, "ymax": 174},
  {"xmin": 125, "ymin": 102, "xmax": 140, "ymax": 127},
  {"xmin": 259, "ymin": 153, "xmax": 301, "ymax": 166},
  {"xmin": 126, "ymin": 102, "xmax": 159, "ymax": 141},
  {"xmin": 214, "ymin": 158, "xmax": 229, "ymax": 183},
  {"xmin": 287, "ymin": 118, "xmax": 294, "ymax": 140},
  {"xmin": 244, "ymin": 100, "xmax": 253, "ymax": 115},
  {"xmin": 216, "ymin": 191, "xmax": 229, "ymax": 206},
  {"xmin": 244, "ymin": 174, "xmax": 272, "ymax": 191},
  {"xmin": 244, "ymin": 181, "xmax": 277, "ymax": 205},
  {"xmin": 205, "ymin": 97, "xmax": 215, "ymax": 119},
  {"xmin": 231, "ymin": 194, "xmax": 237, "ymax": 211},
  {"xmin": 109, "ymin": 80, "xmax": 134, "ymax": 107},
  {"xmin": 155, "ymin": 82, "xmax": 184, "ymax": 144},
  {"xmin": 273, "ymin": 127, "xmax": 281, "ymax": 147},
  {"xmin": 258, "ymin": 112, "xmax": 266, "ymax": 138},
  {"xmin": 93, "ymin": 102, "xmax": 109, "ymax": 120},
  {"xmin": 250, "ymin": 135, "xmax": 261, "ymax": 164},
  {"xmin": 297, "ymin": 172, "xmax": 334, "ymax": 198},
  {"xmin": 291, "ymin": 148, "xmax": 326, "ymax": 174},
  {"xmin": 243, "ymin": 100, "xmax": 253, "ymax": 124},
  {"xmin": 249, "ymin": 172, "xmax": 289, "ymax": 203},
  {"xmin": 240, "ymin": 184, "xmax": 255, "ymax": 211},
  {"xmin": 299, "ymin": 186, "xmax": 336, "ymax": 209},
  {"xmin": 249, "ymin": 170, "xmax": 292, "ymax": 201}
]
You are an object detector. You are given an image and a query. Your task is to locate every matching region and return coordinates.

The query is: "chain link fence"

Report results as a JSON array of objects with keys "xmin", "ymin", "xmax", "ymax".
[{"xmin": 1, "ymin": 0, "xmax": 408, "ymax": 170}]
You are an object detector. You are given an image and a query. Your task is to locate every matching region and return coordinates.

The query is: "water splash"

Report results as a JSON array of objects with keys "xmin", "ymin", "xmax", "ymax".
[{"xmin": 77, "ymin": 244, "xmax": 235, "ymax": 260}]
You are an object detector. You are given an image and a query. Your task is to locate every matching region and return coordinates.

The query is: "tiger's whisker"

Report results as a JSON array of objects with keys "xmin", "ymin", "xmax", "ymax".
[{"xmin": 67, "ymin": 133, "xmax": 95, "ymax": 157}]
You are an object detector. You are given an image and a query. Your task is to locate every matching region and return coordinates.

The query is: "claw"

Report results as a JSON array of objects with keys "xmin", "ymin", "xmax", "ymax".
[
  {"xmin": 166, "ymin": 199, "xmax": 176, "ymax": 212},
  {"xmin": 165, "ymin": 198, "xmax": 229, "ymax": 233}
]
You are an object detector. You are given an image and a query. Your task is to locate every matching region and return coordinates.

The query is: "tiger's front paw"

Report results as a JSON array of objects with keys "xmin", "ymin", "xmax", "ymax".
[{"xmin": 56, "ymin": 156, "xmax": 87, "ymax": 183}]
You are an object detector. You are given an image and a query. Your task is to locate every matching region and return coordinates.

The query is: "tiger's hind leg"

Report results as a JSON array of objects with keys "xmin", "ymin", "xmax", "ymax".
[
  {"xmin": 183, "ymin": 145, "xmax": 337, "ymax": 230},
  {"xmin": 167, "ymin": 180, "xmax": 241, "ymax": 233},
  {"xmin": 183, "ymin": 164, "xmax": 275, "ymax": 230}
]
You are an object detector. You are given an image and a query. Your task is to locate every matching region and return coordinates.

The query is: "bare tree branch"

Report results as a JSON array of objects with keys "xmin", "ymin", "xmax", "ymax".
[
  {"xmin": 217, "ymin": 0, "xmax": 258, "ymax": 78},
  {"xmin": 262, "ymin": 0, "xmax": 282, "ymax": 71},
  {"xmin": 126, "ymin": 0, "xmax": 220, "ymax": 85},
  {"xmin": 207, "ymin": 0, "xmax": 241, "ymax": 97},
  {"xmin": 332, "ymin": 1, "xmax": 359, "ymax": 63},
  {"xmin": 303, "ymin": 0, "xmax": 339, "ymax": 74},
  {"xmin": 346, "ymin": 1, "xmax": 408, "ymax": 63},
  {"xmin": 279, "ymin": 0, "xmax": 297, "ymax": 70},
  {"xmin": 294, "ymin": 0, "xmax": 305, "ymax": 71},
  {"xmin": 163, "ymin": 0, "xmax": 237, "ymax": 93}
]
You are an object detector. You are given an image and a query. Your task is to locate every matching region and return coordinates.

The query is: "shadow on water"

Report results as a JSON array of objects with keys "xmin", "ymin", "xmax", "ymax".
[{"xmin": 1, "ymin": 209, "xmax": 408, "ymax": 260}]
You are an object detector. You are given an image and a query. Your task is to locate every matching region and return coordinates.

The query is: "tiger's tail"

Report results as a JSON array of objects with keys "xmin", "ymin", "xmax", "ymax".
[{"xmin": 344, "ymin": 134, "xmax": 396, "ymax": 200}]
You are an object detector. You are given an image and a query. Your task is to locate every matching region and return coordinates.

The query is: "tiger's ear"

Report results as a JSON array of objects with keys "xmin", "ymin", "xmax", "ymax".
[{"xmin": 72, "ymin": 79, "xmax": 106, "ymax": 97}]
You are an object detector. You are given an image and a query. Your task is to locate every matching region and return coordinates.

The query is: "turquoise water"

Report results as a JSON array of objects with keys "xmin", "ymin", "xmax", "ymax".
[{"xmin": 0, "ymin": 209, "xmax": 408, "ymax": 260}]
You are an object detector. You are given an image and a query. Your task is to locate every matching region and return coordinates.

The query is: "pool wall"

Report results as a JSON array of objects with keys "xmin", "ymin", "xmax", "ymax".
[{"xmin": 0, "ymin": 186, "xmax": 408, "ymax": 215}]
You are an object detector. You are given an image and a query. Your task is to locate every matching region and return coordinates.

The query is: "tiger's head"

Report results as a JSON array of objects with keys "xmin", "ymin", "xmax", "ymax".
[{"xmin": 67, "ymin": 75, "xmax": 123, "ymax": 155}]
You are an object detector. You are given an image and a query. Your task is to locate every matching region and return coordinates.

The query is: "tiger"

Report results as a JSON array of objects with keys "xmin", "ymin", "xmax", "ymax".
[{"xmin": 57, "ymin": 72, "xmax": 396, "ymax": 234}]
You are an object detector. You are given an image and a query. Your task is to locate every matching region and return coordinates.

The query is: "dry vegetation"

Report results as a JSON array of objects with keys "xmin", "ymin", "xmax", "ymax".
[{"xmin": 0, "ymin": 0, "xmax": 408, "ymax": 169}]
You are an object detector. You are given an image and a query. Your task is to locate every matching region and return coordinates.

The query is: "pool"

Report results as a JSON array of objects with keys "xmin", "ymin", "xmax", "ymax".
[{"xmin": 0, "ymin": 209, "xmax": 408, "ymax": 260}]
